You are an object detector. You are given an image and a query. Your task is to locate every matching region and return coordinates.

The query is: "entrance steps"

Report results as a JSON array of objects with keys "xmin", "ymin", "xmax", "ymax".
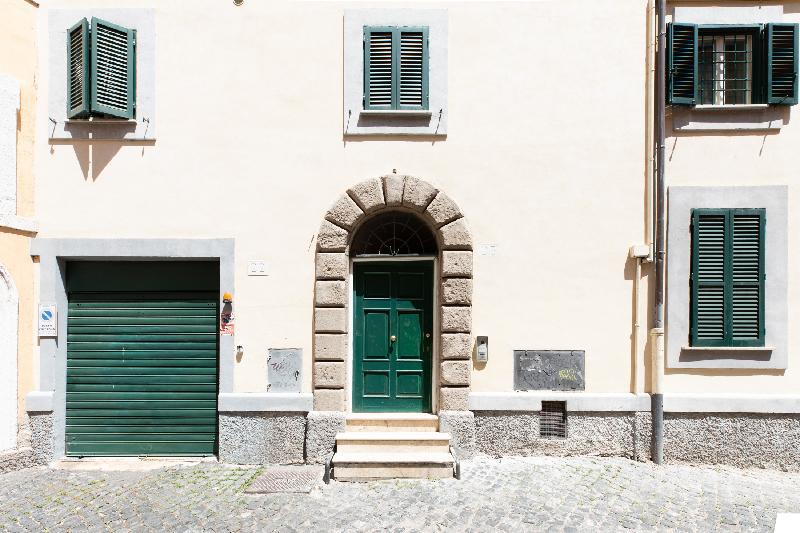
[{"xmin": 332, "ymin": 414, "xmax": 454, "ymax": 481}]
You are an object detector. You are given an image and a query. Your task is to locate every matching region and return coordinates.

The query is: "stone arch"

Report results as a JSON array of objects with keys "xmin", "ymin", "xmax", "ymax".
[
  {"xmin": 0, "ymin": 263, "xmax": 19, "ymax": 450},
  {"xmin": 312, "ymin": 175, "xmax": 473, "ymax": 413}
]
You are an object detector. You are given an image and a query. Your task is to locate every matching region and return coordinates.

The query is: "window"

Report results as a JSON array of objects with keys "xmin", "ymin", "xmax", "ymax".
[
  {"xmin": 691, "ymin": 209, "xmax": 765, "ymax": 347},
  {"xmin": 364, "ymin": 26, "xmax": 429, "ymax": 110},
  {"xmin": 668, "ymin": 23, "xmax": 798, "ymax": 106},
  {"xmin": 68, "ymin": 17, "xmax": 136, "ymax": 120}
]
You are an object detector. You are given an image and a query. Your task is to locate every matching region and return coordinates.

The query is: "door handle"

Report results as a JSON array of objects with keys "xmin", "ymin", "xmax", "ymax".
[{"xmin": 390, "ymin": 335, "xmax": 397, "ymax": 342}]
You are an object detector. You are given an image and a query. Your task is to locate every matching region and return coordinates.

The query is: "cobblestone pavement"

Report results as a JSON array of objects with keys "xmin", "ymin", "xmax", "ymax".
[{"xmin": 1, "ymin": 456, "xmax": 798, "ymax": 532}]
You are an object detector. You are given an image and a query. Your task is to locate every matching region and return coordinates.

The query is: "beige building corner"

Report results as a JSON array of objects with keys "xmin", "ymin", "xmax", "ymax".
[{"xmin": 0, "ymin": 0, "xmax": 39, "ymax": 467}]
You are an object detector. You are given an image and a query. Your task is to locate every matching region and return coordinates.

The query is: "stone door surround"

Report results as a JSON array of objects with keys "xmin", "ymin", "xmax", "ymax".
[{"xmin": 313, "ymin": 175, "xmax": 473, "ymax": 412}]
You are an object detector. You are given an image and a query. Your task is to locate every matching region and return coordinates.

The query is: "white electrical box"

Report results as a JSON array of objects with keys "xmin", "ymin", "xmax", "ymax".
[{"xmin": 247, "ymin": 260, "xmax": 269, "ymax": 276}]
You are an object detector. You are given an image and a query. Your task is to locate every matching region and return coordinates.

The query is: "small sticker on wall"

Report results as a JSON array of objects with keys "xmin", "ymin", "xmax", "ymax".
[
  {"xmin": 477, "ymin": 243, "xmax": 497, "ymax": 256},
  {"xmin": 38, "ymin": 304, "xmax": 57, "ymax": 337},
  {"xmin": 220, "ymin": 311, "xmax": 235, "ymax": 336}
]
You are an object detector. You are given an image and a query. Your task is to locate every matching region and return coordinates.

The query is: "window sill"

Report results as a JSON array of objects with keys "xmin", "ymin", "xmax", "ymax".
[
  {"xmin": 360, "ymin": 109, "xmax": 433, "ymax": 118},
  {"xmin": 672, "ymin": 104, "xmax": 786, "ymax": 132},
  {"xmin": 65, "ymin": 118, "xmax": 136, "ymax": 124},
  {"xmin": 693, "ymin": 104, "xmax": 769, "ymax": 111},
  {"xmin": 681, "ymin": 346, "xmax": 774, "ymax": 353}
]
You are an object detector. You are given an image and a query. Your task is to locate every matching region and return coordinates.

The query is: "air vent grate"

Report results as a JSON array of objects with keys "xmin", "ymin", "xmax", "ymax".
[{"xmin": 540, "ymin": 401, "xmax": 567, "ymax": 439}]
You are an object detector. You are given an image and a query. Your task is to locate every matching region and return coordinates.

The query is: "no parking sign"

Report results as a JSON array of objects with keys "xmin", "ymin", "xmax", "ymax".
[{"xmin": 38, "ymin": 304, "xmax": 57, "ymax": 337}]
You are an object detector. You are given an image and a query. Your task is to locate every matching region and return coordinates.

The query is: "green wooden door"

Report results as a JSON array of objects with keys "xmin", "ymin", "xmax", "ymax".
[
  {"xmin": 353, "ymin": 261, "xmax": 433, "ymax": 413},
  {"xmin": 65, "ymin": 261, "xmax": 219, "ymax": 456}
]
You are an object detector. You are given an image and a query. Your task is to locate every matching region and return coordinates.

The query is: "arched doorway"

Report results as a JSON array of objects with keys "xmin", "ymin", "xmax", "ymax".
[{"xmin": 313, "ymin": 175, "xmax": 473, "ymax": 413}]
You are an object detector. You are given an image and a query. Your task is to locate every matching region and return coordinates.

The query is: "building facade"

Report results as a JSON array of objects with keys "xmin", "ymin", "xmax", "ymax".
[
  {"xmin": 8, "ymin": 0, "xmax": 799, "ymax": 473},
  {"xmin": 0, "ymin": 0, "xmax": 39, "ymax": 473}
]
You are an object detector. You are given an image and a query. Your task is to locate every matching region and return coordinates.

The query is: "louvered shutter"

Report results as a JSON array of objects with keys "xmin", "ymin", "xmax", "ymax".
[
  {"xmin": 691, "ymin": 209, "xmax": 765, "ymax": 347},
  {"xmin": 731, "ymin": 211, "xmax": 765, "ymax": 345},
  {"xmin": 766, "ymin": 23, "xmax": 799, "ymax": 105},
  {"xmin": 667, "ymin": 23, "xmax": 698, "ymax": 105},
  {"xmin": 90, "ymin": 17, "xmax": 136, "ymax": 119},
  {"xmin": 398, "ymin": 28, "xmax": 428, "ymax": 110},
  {"xmin": 67, "ymin": 18, "xmax": 90, "ymax": 119},
  {"xmin": 691, "ymin": 211, "xmax": 726, "ymax": 346},
  {"xmin": 365, "ymin": 27, "xmax": 394, "ymax": 109}
]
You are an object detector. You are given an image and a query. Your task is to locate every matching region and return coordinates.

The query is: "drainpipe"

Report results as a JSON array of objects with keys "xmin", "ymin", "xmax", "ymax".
[{"xmin": 651, "ymin": 0, "xmax": 667, "ymax": 465}]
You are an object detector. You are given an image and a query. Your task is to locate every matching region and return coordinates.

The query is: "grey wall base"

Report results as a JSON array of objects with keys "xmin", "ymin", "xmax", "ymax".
[
  {"xmin": 305, "ymin": 411, "xmax": 346, "ymax": 464},
  {"xmin": 474, "ymin": 411, "xmax": 651, "ymax": 461},
  {"xmin": 664, "ymin": 413, "xmax": 800, "ymax": 471},
  {"xmin": 28, "ymin": 412, "xmax": 54, "ymax": 466},
  {"xmin": 219, "ymin": 413, "xmax": 306, "ymax": 465},
  {"xmin": 439, "ymin": 410, "xmax": 476, "ymax": 458}
]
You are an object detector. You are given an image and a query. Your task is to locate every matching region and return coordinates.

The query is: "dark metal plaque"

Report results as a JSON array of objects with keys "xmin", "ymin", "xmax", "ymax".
[{"xmin": 513, "ymin": 350, "xmax": 585, "ymax": 391}]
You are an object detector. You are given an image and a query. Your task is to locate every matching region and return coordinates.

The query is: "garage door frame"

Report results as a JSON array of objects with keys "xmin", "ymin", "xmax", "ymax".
[{"xmin": 28, "ymin": 238, "xmax": 235, "ymax": 460}]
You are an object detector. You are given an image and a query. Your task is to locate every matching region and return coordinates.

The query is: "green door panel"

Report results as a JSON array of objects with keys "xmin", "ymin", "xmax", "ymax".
[
  {"xmin": 65, "ymin": 261, "xmax": 219, "ymax": 457},
  {"xmin": 353, "ymin": 261, "xmax": 433, "ymax": 413}
]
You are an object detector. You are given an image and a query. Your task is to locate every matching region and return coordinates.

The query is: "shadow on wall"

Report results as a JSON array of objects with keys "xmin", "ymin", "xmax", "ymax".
[{"xmin": 48, "ymin": 140, "xmax": 154, "ymax": 182}]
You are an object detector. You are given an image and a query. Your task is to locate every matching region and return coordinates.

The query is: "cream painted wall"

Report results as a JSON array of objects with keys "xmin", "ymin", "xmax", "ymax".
[
  {"xmin": 36, "ymin": 0, "xmax": 648, "ymax": 395},
  {"xmin": 664, "ymin": 1, "xmax": 800, "ymax": 393},
  {"xmin": 0, "ymin": 0, "xmax": 38, "ymax": 429}
]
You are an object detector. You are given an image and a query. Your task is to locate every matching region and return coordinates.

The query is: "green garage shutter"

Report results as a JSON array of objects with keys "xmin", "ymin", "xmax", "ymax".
[{"xmin": 66, "ymin": 262, "xmax": 219, "ymax": 456}]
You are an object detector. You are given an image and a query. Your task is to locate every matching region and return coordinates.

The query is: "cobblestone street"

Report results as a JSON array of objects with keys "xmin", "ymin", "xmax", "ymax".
[{"xmin": 1, "ymin": 456, "xmax": 798, "ymax": 532}]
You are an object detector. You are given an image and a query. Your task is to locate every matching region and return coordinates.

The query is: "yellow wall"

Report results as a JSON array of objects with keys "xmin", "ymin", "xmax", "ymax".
[
  {"xmin": 663, "ymin": 1, "xmax": 800, "ymax": 393},
  {"xmin": 35, "ymin": 0, "xmax": 651, "ymax": 395},
  {"xmin": 0, "ymin": 0, "xmax": 38, "ymax": 424},
  {"xmin": 36, "ymin": 0, "xmax": 799, "ymax": 398}
]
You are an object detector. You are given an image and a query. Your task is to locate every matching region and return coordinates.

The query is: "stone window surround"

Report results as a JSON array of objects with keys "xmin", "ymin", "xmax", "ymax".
[
  {"xmin": 26, "ymin": 238, "xmax": 234, "ymax": 459},
  {"xmin": 47, "ymin": 9, "xmax": 156, "ymax": 141},
  {"xmin": 666, "ymin": 186, "xmax": 788, "ymax": 370},
  {"xmin": 313, "ymin": 175, "xmax": 473, "ymax": 412},
  {"xmin": 343, "ymin": 9, "xmax": 448, "ymax": 137}
]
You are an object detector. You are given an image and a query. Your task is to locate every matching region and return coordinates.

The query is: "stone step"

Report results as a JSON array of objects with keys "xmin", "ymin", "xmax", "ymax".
[
  {"xmin": 345, "ymin": 413, "xmax": 439, "ymax": 433},
  {"xmin": 335, "ymin": 431, "xmax": 451, "ymax": 454},
  {"xmin": 332, "ymin": 451, "xmax": 454, "ymax": 481}
]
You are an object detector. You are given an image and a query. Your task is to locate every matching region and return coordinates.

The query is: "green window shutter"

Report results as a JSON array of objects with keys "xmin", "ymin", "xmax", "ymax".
[
  {"xmin": 667, "ymin": 22, "xmax": 698, "ymax": 105},
  {"xmin": 67, "ymin": 18, "xmax": 90, "ymax": 119},
  {"xmin": 766, "ymin": 23, "xmax": 799, "ymax": 105},
  {"xmin": 691, "ymin": 209, "xmax": 765, "ymax": 347},
  {"xmin": 90, "ymin": 17, "xmax": 136, "ymax": 119},
  {"xmin": 398, "ymin": 28, "xmax": 429, "ymax": 110},
  {"xmin": 730, "ymin": 210, "xmax": 765, "ymax": 345},
  {"xmin": 364, "ymin": 27, "xmax": 394, "ymax": 110},
  {"xmin": 691, "ymin": 210, "xmax": 726, "ymax": 346}
]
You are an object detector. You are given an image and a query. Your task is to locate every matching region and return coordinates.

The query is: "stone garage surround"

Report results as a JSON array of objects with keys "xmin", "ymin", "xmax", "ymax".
[{"xmin": 313, "ymin": 175, "xmax": 474, "ymax": 413}]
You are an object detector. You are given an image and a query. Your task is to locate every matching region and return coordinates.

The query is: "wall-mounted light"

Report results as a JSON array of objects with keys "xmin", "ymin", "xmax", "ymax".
[{"xmin": 223, "ymin": 292, "xmax": 233, "ymax": 304}]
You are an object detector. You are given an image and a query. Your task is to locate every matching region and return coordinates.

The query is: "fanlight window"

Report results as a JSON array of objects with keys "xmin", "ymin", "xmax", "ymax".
[{"xmin": 350, "ymin": 212, "xmax": 437, "ymax": 256}]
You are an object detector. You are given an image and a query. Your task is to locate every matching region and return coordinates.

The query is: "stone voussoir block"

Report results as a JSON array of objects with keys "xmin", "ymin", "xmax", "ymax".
[
  {"xmin": 442, "ymin": 306, "xmax": 472, "ymax": 333},
  {"xmin": 441, "ymin": 333, "xmax": 473, "ymax": 360},
  {"xmin": 313, "ymin": 334, "xmax": 347, "ymax": 361},
  {"xmin": 314, "ymin": 361, "xmax": 346, "ymax": 389},
  {"xmin": 315, "ymin": 252, "xmax": 348, "ymax": 280},
  {"xmin": 402, "ymin": 176, "xmax": 438, "ymax": 212},
  {"xmin": 348, "ymin": 178, "xmax": 386, "ymax": 214},
  {"xmin": 315, "ymin": 280, "xmax": 347, "ymax": 307},
  {"xmin": 426, "ymin": 192, "xmax": 463, "ymax": 227},
  {"xmin": 440, "ymin": 387, "xmax": 470, "ymax": 411},
  {"xmin": 317, "ymin": 220, "xmax": 349, "ymax": 252},
  {"xmin": 382, "ymin": 174, "xmax": 405, "ymax": 206},
  {"xmin": 314, "ymin": 389, "xmax": 346, "ymax": 411},
  {"xmin": 325, "ymin": 193, "xmax": 364, "ymax": 230},
  {"xmin": 314, "ymin": 307, "xmax": 347, "ymax": 333},
  {"xmin": 441, "ymin": 360, "xmax": 471, "ymax": 386},
  {"xmin": 440, "ymin": 218, "xmax": 473, "ymax": 250},
  {"xmin": 441, "ymin": 278, "xmax": 473, "ymax": 305},
  {"xmin": 442, "ymin": 251, "xmax": 473, "ymax": 278}
]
